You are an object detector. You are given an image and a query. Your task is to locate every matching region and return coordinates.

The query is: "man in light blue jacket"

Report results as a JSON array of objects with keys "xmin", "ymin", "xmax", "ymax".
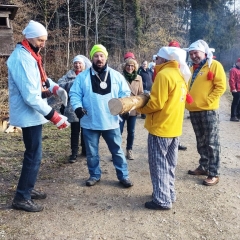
[
  {"xmin": 8, "ymin": 20, "xmax": 69, "ymax": 212},
  {"xmin": 70, "ymin": 44, "xmax": 133, "ymax": 188}
]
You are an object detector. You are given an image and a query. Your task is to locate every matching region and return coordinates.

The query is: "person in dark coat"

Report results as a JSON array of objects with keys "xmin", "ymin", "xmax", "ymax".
[{"xmin": 137, "ymin": 60, "xmax": 152, "ymax": 119}]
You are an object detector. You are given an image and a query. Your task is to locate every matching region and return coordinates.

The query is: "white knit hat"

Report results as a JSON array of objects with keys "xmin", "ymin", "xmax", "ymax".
[
  {"xmin": 22, "ymin": 20, "xmax": 48, "ymax": 38},
  {"xmin": 157, "ymin": 46, "xmax": 191, "ymax": 83},
  {"xmin": 148, "ymin": 62, "xmax": 156, "ymax": 69},
  {"xmin": 72, "ymin": 55, "xmax": 92, "ymax": 69},
  {"xmin": 188, "ymin": 40, "xmax": 213, "ymax": 67}
]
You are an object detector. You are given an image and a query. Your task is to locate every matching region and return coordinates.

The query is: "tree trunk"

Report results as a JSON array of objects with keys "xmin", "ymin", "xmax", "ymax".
[
  {"xmin": 84, "ymin": 0, "xmax": 88, "ymax": 56},
  {"xmin": 108, "ymin": 94, "xmax": 150, "ymax": 116},
  {"xmin": 66, "ymin": 0, "xmax": 71, "ymax": 69}
]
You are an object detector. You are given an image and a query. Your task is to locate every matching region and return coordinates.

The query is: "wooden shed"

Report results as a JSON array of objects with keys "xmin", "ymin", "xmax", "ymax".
[
  {"xmin": 0, "ymin": 4, "xmax": 18, "ymax": 132},
  {"xmin": 0, "ymin": 4, "xmax": 18, "ymax": 57}
]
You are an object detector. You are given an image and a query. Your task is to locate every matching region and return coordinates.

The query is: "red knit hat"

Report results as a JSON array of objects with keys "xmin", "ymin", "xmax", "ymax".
[
  {"xmin": 124, "ymin": 52, "xmax": 135, "ymax": 60},
  {"xmin": 236, "ymin": 58, "xmax": 240, "ymax": 63},
  {"xmin": 168, "ymin": 41, "xmax": 180, "ymax": 48}
]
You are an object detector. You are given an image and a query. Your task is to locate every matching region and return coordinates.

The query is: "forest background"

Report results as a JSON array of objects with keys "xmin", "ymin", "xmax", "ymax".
[{"xmin": 0, "ymin": 0, "xmax": 240, "ymax": 83}]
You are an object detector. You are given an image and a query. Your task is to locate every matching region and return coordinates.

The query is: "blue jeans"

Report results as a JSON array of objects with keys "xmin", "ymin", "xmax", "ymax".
[
  {"xmin": 82, "ymin": 128, "xmax": 129, "ymax": 181},
  {"xmin": 119, "ymin": 115, "xmax": 137, "ymax": 150},
  {"xmin": 15, "ymin": 125, "xmax": 42, "ymax": 200}
]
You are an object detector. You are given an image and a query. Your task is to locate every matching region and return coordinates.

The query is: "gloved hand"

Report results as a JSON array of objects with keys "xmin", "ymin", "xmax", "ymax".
[
  {"xmin": 120, "ymin": 112, "xmax": 130, "ymax": 120},
  {"xmin": 60, "ymin": 104, "xmax": 65, "ymax": 115},
  {"xmin": 53, "ymin": 86, "xmax": 68, "ymax": 107},
  {"xmin": 50, "ymin": 111, "xmax": 70, "ymax": 129},
  {"xmin": 75, "ymin": 107, "xmax": 87, "ymax": 119}
]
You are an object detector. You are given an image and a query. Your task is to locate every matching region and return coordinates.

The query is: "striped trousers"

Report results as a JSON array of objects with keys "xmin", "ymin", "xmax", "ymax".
[{"xmin": 148, "ymin": 134, "xmax": 179, "ymax": 208}]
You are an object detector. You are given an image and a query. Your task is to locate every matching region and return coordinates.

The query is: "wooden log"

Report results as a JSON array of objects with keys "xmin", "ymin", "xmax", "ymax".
[
  {"xmin": 108, "ymin": 94, "xmax": 150, "ymax": 115},
  {"xmin": 0, "ymin": 119, "xmax": 8, "ymax": 132},
  {"xmin": 5, "ymin": 125, "xmax": 22, "ymax": 133}
]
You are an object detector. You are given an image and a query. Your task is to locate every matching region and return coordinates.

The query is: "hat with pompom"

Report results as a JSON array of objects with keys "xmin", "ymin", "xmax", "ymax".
[
  {"xmin": 168, "ymin": 40, "xmax": 180, "ymax": 48},
  {"xmin": 124, "ymin": 52, "xmax": 135, "ymax": 60}
]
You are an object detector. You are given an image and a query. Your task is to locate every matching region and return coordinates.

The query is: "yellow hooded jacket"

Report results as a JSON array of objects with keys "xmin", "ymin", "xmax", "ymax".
[
  {"xmin": 185, "ymin": 59, "xmax": 226, "ymax": 111},
  {"xmin": 138, "ymin": 61, "xmax": 187, "ymax": 137}
]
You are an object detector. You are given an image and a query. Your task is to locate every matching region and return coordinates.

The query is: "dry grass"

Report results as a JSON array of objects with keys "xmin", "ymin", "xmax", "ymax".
[{"xmin": 0, "ymin": 123, "xmax": 71, "ymax": 205}]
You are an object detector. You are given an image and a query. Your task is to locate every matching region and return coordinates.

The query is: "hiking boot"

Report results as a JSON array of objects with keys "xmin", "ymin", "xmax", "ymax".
[
  {"xmin": 145, "ymin": 201, "xmax": 171, "ymax": 210},
  {"xmin": 203, "ymin": 176, "xmax": 219, "ymax": 186},
  {"xmin": 119, "ymin": 178, "xmax": 133, "ymax": 188},
  {"xmin": 178, "ymin": 144, "xmax": 187, "ymax": 151},
  {"xmin": 12, "ymin": 199, "xmax": 43, "ymax": 212},
  {"xmin": 230, "ymin": 117, "xmax": 239, "ymax": 122},
  {"xmin": 126, "ymin": 150, "xmax": 134, "ymax": 160},
  {"xmin": 69, "ymin": 154, "xmax": 77, "ymax": 163},
  {"xmin": 188, "ymin": 166, "xmax": 208, "ymax": 176},
  {"xmin": 86, "ymin": 177, "xmax": 100, "ymax": 186},
  {"xmin": 31, "ymin": 189, "xmax": 47, "ymax": 200}
]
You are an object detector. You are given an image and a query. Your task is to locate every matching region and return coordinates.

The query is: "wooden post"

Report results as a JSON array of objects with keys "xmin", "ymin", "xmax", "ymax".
[{"xmin": 108, "ymin": 94, "xmax": 150, "ymax": 116}]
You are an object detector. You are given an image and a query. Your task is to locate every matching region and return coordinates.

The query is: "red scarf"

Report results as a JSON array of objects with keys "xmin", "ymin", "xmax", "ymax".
[
  {"xmin": 75, "ymin": 70, "xmax": 81, "ymax": 75},
  {"xmin": 21, "ymin": 39, "xmax": 52, "ymax": 98},
  {"xmin": 21, "ymin": 39, "xmax": 47, "ymax": 83}
]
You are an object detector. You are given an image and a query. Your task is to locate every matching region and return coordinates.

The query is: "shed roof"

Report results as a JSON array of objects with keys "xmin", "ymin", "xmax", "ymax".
[{"xmin": 0, "ymin": 4, "xmax": 18, "ymax": 20}]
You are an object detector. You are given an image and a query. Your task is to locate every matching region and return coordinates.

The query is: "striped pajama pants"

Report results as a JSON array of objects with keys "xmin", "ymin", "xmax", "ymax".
[{"xmin": 148, "ymin": 134, "xmax": 179, "ymax": 208}]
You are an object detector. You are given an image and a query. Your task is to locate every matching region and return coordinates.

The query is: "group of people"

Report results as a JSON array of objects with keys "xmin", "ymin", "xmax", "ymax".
[{"xmin": 7, "ymin": 20, "xmax": 226, "ymax": 212}]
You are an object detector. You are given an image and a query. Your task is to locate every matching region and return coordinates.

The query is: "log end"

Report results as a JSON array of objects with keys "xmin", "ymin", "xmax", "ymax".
[{"xmin": 108, "ymin": 98, "xmax": 123, "ymax": 115}]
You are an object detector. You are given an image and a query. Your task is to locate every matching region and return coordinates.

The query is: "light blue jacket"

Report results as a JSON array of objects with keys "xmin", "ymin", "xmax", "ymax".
[
  {"xmin": 7, "ymin": 43, "xmax": 58, "ymax": 127},
  {"xmin": 69, "ymin": 66, "xmax": 131, "ymax": 130}
]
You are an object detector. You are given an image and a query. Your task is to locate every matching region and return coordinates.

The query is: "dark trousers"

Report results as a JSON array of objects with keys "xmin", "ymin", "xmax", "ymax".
[
  {"xmin": 119, "ymin": 115, "xmax": 137, "ymax": 150},
  {"xmin": 190, "ymin": 110, "xmax": 220, "ymax": 176},
  {"xmin": 231, "ymin": 92, "xmax": 240, "ymax": 117},
  {"xmin": 70, "ymin": 121, "xmax": 85, "ymax": 154},
  {"xmin": 15, "ymin": 125, "xmax": 42, "ymax": 200}
]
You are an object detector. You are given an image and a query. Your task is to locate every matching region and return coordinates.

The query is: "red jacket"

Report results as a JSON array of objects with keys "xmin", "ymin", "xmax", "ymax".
[{"xmin": 229, "ymin": 66, "xmax": 240, "ymax": 92}]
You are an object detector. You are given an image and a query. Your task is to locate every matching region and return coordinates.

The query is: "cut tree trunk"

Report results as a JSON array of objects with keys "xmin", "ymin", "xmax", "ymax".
[
  {"xmin": 108, "ymin": 94, "xmax": 150, "ymax": 115},
  {"xmin": 0, "ymin": 118, "xmax": 8, "ymax": 132}
]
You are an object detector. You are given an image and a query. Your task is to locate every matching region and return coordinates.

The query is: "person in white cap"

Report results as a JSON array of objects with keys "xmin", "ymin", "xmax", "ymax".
[
  {"xmin": 7, "ymin": 20, "xmax": 70, "ymax": 212},
  {"xmin": 137, "ymin": 46, "xmax": 190, "ymax": 210},
  {"xmin": 186, "ymin": 40, "xmax": 226, "ymax": 186},
  {"xmin": 58, "ymin": 55, "xmax": 92, "ymax": 162}
]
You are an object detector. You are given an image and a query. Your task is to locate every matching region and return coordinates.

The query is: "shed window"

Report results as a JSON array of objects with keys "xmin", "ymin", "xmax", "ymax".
[{"xmin": 0, "ymin": 15, "xmax": 10, "ymax": 28}]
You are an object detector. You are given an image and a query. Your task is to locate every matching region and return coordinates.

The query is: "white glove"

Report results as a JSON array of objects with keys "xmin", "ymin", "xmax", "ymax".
[{"xmin": 53, "ymin": 86, "xmax": 68, "ymax": 106}]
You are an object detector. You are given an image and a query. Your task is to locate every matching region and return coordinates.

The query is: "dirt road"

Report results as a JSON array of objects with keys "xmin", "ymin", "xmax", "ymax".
[{"xmin": 0, "ymin": 94, "xmax": 240, "ymax": 240}]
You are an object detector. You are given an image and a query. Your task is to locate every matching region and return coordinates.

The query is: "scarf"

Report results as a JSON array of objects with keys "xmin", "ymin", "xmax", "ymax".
[
  {"xmin": 189, "ymin": 58, "xmax": 207, "ymax": 90},
  {"xmin": 21, "ymin": 39, "xmax": 51, "ymax": 98},
  {"xmin": 21, "ymin": 39, "xmax": 47, "ymax": 83},
  {"xmin": 123, "ymin": 70, "xmax": 137, "ymax": 84},
  {"xmin": 75, "ymin": 70, "xmax": 81, "ymax": 75}
]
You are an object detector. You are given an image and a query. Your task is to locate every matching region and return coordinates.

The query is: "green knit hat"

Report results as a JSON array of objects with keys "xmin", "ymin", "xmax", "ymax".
[{"xmin": 90, "ymin": 44, "xmax": 108, "ymax": 59}]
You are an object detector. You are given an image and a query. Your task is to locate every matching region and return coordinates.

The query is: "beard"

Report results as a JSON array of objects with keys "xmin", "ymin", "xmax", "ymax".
[{"xmin": 92, "ymin": 61, "xmax": 107, "ymax": 74}]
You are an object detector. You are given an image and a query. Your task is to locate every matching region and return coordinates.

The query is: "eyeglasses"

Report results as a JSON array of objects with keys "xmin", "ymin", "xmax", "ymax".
[{"xmin": 126, "ymin": 64, "xmax": 134, "ymax": 68}]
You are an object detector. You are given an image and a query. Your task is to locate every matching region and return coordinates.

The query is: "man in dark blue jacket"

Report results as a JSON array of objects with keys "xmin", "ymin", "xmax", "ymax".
[{"xmin": 137, "ymin": 60, "xmax": 152, "ymax": 119}]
